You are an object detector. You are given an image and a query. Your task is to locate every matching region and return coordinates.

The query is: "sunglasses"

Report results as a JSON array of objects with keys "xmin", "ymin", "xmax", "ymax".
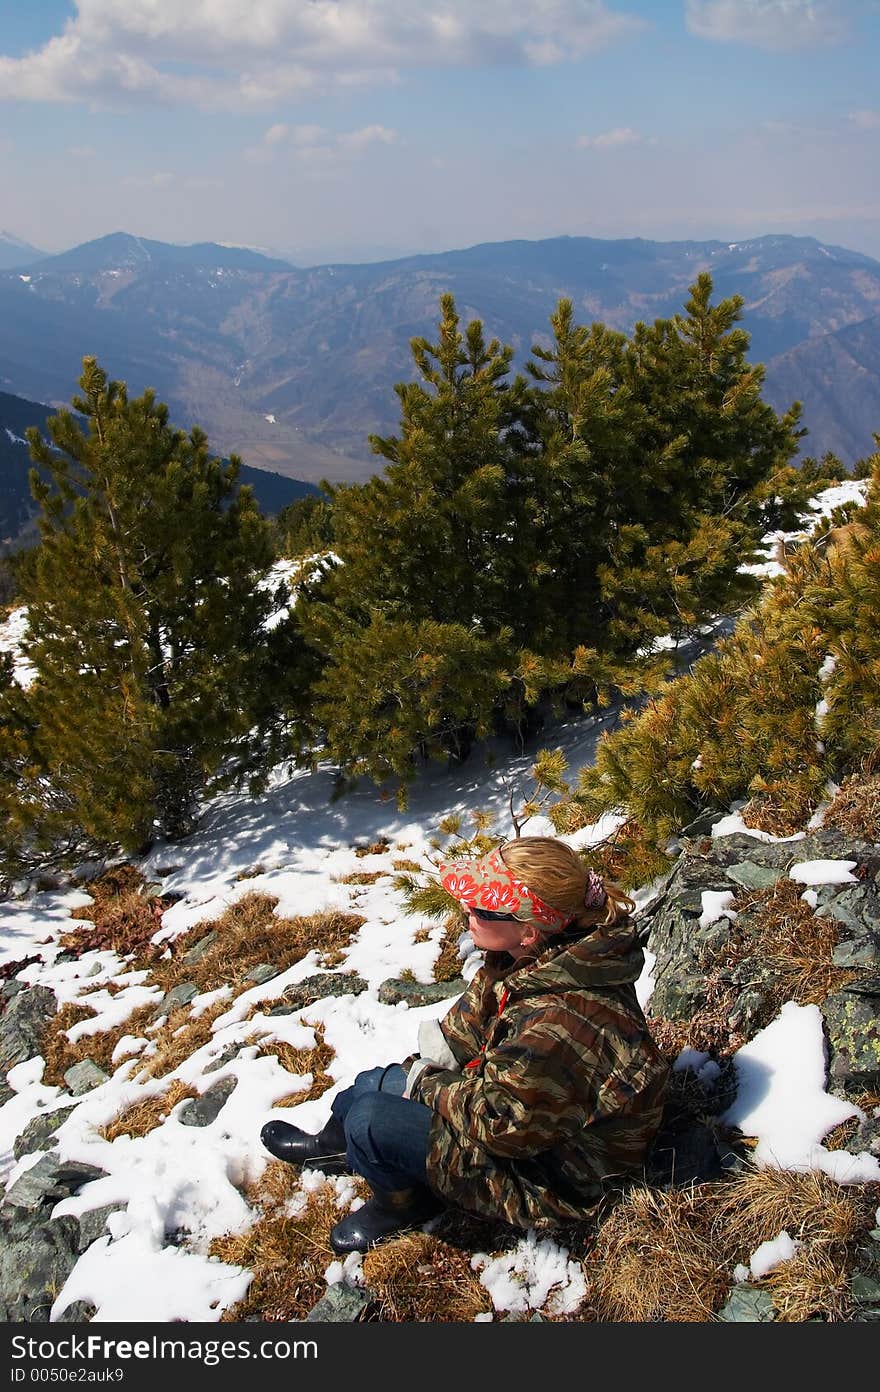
[{"xmin": 468, "ymin": 907, "xmax": 518, "ymax": 923}]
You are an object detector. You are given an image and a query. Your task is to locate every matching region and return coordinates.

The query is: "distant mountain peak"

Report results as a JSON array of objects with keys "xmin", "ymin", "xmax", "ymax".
[{"xmin": 33, "ymin": 232, "xmax": 294, "ymax": 275}]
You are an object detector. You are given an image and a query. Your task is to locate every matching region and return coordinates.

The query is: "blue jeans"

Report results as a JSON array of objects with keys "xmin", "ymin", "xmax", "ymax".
[{"xmin": 329, "ymin": 1064, "xmax": 435, "ymax": 1193}]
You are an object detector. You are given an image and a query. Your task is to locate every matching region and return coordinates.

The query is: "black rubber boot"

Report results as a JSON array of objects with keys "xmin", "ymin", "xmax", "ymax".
[
  {"xmin": 260, "ymin": 1115, "xmax": 348, "ymax": 1173},
  {"xmin": 329, "ymin": 1184, "xmax": 444, "ymax": 1254}
]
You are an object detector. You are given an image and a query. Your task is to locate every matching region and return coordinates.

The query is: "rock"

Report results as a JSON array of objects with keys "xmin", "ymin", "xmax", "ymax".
[
  {"xmin": 54, "ymin": 1300, "xmax": 97, "ymax": 1322},
  {"xmin": 1, "ymin": 978, "xmax": 26, "ymax": 1001},
  {"xmin": 304, "ymin": 1281, "xmax": 373, "ymax": 1322},
  {"xmin": 832, "ymin": 930, "xmax": 880, "ymax": 972},
  {"xmin": 728, "ymin": 988, "xmax": 768, "ymax": 1033},
  {"xmin": 13, "ymin": 1105, "xmax": 77, "ymax": 1161},
  {"xmin": 645, "ymin": 1119, "xmax": 727, "ymax": 1187},
  {"xmin": 182, "ymin": 930, "xmax": 218, "ymax": 965},
  {"xmin": 154, "ymin": 981, "xmax": 199, "ymax": 1017},
  {"xmin": 76, "ymin": 1204, "xmax": 125, "ymax": 1253},
  {"xmin": 0, "ymin": 1215, "xmax": 82, "ymax": 1321},
  {"xmin": 0, "ymin": 985, "xmax": 57, "ymax": 1074},
  {"xmin": 378, "ymin": 977, "xmax": 466, "ymax": 1007},
  {"xmin": 822, "ymin": 986, "xmax": 880, "ymax": 1092},
  {"xmin": 724, "ymin": 861, "xmax": 782, "ymax": 891},
  {"xmin": 270, "ymin": 973, "xmax": 368, "ymax": 1015},
  {"xmin": 203, "ymin": 1043, "xmax": 242, "ymax": 1073},
  {"xmin": 717, "ymin": 1286, "xmax": 776, "ymax": 1322},
  {"xmin": 823, "ymin": 886, "xmax": 880, "ymax": 938},
  {"xmin": 244, "ymin": 963, "xmax": 278, "ymax": 986},
  {"xmin": 63, "ymin": 1059, "xmax": 110, "ymax": 1095},
  {"xmin": 1, "ymin": 1156, "xmax": 108, "ymax": 1220},
  {"xmin": 178, "ymin": 1076, "xmax": 237, "ymax": 1128}
]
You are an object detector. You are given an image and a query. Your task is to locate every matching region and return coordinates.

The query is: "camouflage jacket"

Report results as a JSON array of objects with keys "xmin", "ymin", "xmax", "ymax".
[{"xmin": 412, "ymin": 920, "xmax": 668, "ymax": 1230}]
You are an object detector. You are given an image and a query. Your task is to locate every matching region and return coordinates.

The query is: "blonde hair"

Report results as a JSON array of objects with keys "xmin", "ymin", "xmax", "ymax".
[{"xmin": 500, "ymin": 836, "xmax": 634, "ymax": 932}]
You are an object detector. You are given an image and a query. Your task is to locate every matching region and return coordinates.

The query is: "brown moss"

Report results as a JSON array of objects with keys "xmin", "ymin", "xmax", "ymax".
[{"xmin": 100, "ymin": 1080, "xmax": 197, "ymax": 1142}]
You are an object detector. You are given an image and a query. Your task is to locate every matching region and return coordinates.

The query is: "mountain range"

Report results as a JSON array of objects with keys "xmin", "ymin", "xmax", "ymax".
[
  {"xmin": 1, "ymin": 230, "xmax": 878, "ymax": 483},
  {"xmin": 0, "ymin": 388, "xmax": 319, "ymax": 554}
]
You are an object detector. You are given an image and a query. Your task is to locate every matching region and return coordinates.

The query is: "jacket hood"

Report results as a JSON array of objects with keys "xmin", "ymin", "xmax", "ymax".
[{"xmin": 500, "ymin": 919, "xmax": 644, "ymax": 999}]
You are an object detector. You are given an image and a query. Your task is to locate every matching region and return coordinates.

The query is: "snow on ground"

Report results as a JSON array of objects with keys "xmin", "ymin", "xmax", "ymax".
[
  {"xmin": 1, "ymin": 714, "xmax": 877, "ymax": 1322},
  {"xmin": 738, "ymin": 478, "xmax": 868, "ymax": 580}
]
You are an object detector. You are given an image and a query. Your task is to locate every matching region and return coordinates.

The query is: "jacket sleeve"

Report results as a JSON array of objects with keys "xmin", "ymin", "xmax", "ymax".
[
  {"xmin": 433, "ymin": 974, "xmax": 489, "ymax": 1067},
  {"xmin": 412, "ymin": 1008, "xmax": 596, "ymax": 1159}
]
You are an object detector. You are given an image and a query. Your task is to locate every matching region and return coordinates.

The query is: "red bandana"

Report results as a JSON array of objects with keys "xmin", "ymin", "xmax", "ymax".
[{"xmin": 438, "ymin": 845, "xmax": 572, "ymax": 933}]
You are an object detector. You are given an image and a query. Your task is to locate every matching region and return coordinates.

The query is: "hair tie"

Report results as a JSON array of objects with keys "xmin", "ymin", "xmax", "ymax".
[{"xmin": 583, "ymin": 869, "xmax": 607, "ymax": 908}]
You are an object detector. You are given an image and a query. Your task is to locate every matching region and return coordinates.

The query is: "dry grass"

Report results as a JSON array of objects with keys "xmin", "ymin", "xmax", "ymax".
[
  {"xmin": 824, "ymin": 771, "xmax": 880, "ymax": 841},
  {"xmin": 432, "ymin": 915, "xmax": 466, "ymax": 983},
  {"xmin": 412, "ymin": 927, "xmax": 431, "ymax": 945},
  {"xmin": 336, "ymin": 870, "xmax": 387, "ymax": 885},
  {"xmin": 212, "ymin": 1165, "xmax": 369, "ymax": 1322},
  {"xmin": 235, "ymin": 864, "xmax": 266, "ymax": 880},
  {"xmin": 734, "ymin": 878, "xmax": 857, "ymax": 1006},
  {"xmin": 587, "ymin": 1182, "xmax": 733, "ymax": 1322},
  {"xmin": 40, "ymin": 1002, "xmax": 99, "ymax": 1087},
  {"xmin": 134, "ymin": 997, "xmax": 233, "ymax": 1082},
  {"xmin": 353, "ymin": 839, "xmax": 391, "ymax": 858},
  {"xmin": 741, "ymin": 782, "xmax": 820, "ymax": 837},
  {"xmin": 145, "ymin": 895, "xmax": 366, "ymax": 994},
  {"xmin": 251, "ymin": 1026, "xmax": 335, "ymax": 1107},
  {"xmin": 361, "ymin": 1232, "xmax": 493, "ymax": 1322},
  {"xmin": 100, "ymin": 1080, "xmax": 197, "ymax": 1142},
  {"xmin": 61, "ymin": 865, "xmax": 171, "ymax": 960},
  {"xmin": 393, "ymin": 859, "xmax": 423, "ymax": 873}
]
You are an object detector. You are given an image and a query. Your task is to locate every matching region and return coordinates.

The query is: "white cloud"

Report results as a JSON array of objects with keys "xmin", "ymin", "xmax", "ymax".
[
  {"xmin": 685, "ymin": 0, "xmax": 853, "ymax": 49},
  {"xmin": 577, "ymin": 126, "xmax": 643, "ymax": 149},
  {"xmin": 337, "ymin": 124, "xmax": 397, "ymax": 150},
  {"xmin": 849, "ymin": 109, "xmax": 880, "ymax": 129},
  {"xmin": 0, "ymin": 1, "xmax": 644, "ymax": 110}
]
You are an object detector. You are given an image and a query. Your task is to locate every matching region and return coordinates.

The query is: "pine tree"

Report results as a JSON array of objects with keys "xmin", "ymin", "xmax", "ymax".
[{"xmin": 3, "ymin": 357, "xmax": 311, "ymax": 866}]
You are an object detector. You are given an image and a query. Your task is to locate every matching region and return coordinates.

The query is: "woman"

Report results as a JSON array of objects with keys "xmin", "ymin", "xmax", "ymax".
[{"xmin": 261, "ymin": 836, "xmax": 668, "ymax": 1254}]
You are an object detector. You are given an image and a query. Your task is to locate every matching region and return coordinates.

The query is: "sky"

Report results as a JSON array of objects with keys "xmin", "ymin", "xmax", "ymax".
[
  {"xmin": 0, "ymin": 1, "xmax": 879, "ymax": 264},
  {"xmin": 0, "ymin": 479, "xmax": 878, "ymax": 1323}
]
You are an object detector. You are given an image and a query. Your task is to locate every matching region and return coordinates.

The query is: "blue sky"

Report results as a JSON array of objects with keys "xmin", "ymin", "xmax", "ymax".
[{"xmin": 0, "ymin": 1, "xmax": 878, "ymax": 263}]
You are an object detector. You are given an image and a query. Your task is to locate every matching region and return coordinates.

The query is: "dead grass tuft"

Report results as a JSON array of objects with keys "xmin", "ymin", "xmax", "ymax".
[
  {"xmin": 734, "ymin": 878, "xmax": 857, "ymax": 1007},
  {"xmin": 353, "ymin": 839, "xmax": 390, "ymax": 858},
  {"xmin": 362, "ymin": 1232, "xmax": 493, "ymax": 1322},
  {"xmin": 393, "ymin": 859, "xmax": 423, "ymax": 873},
  {"xmin": 587, "ymin": 1182, "xmax": 733, "ymax": 1322},
  {"xmin": 432, "ymin": 915, "xmax": 466, "ymax": 983},
  {"xmin": 213, "ymin": 1167, "xmax": 368, "ymax": 1322},
  {"xmin": 100, "ymin": 1080, "xmax": 197, "ymax": 1142},
  {"xmin": 336, "ymin": 870, "xmax": 387, "ymax": 885},
  {"xmin": 146, "ymin": 895, "xmax": 366, "ymax": 994},
  {"xmin": 40, "ymin": 1001, "xmax": 99, "ymax": 1087},
  {"xmin": 251, "ymin": 1025, "xmax": 335, "ymax": 1106},
  {"xmin": 62, "ymin": 866, "xmax": 172, "ymax": 959},
  {"xmin": 135, "ymin": 998, "xmax": 232, "ymax": 1082},
  {"xmin": 824, "ymin": 772, "xmax": 880, "ymax": 842},
  {"xmin": 741, "ymin": 782, "xmax": 820, "ymax": 837}
]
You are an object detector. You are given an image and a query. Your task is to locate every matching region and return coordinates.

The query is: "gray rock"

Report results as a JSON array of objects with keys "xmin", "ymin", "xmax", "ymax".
[
  {"xmin": 270, "ymin": 973, "xmax": 368, "ymax": 1015},
  {"xmin": 724, "ymin": 861, "xmax": 782, "ymax": 891},
  {"xmin": 728, "ymin": 989, "xmax": 768, "ymax": 1033},
  {"xmin": 76, "ymin": 1203, "xmax": 125, "ymax": 1253},
  {"xmin": 154, "ymin": 981, "xmax": 199, "ymax": 1017},
  {"xmin": 1, "ymin": 1155, "xmax": 108, "ymax": 1220},
  {"xmin": 0, "ymin": 1215, "xmax": 82, "ymax": 1321},
  {"xmin": 203, "ymin": 1042, "xmax": 242, "ymax": 1073},
  {"xmin": 832, "ymin": 930, "xmax": 880, "ymax": 972},
  {"xmin": 182, "ymin": 930, "xmax": 219, "ymax": 965},
  {"xmin": 304, "ymin": 1280, "xmax": 373, "ymax": 1322},
  {"xmin": 717, "ymin": 1286, "xmax": 776, "ymax": 1322},
  {"xmin": 378, "ymin": 977, "xmax": 466, "ymax": 1007},
  {"xmin": 822, "ymin": 986, "xmax": 880, "ymax": 1092},
  {"xmin": 53, "ymin": 1299, "xmax": 97, "ymax": 1322},
  {"xmin": 178, "ymin": 1076, "xmax": 237, "ymax": 1128},
  {"xmin": 0, "ymin": 985, "xmax": 57, "ymax": 1074},
  {"xmin": 63, "ymin": 1059, "xmax": 110, "ymax": 1095},
  {"xmin": 2, "ymin": 978, "xmax": 26, "ymax": 1001},
  {"xmin": 244, "ymin": 963, "xmax": 278, "ymax": 986},
  {"xmin": 13, "ymin": 1105, "xmax": 77, "ymax": 1161},
  {"xmin": 823, "ymin": 886, "xmax": 880, "ymax": 937}
]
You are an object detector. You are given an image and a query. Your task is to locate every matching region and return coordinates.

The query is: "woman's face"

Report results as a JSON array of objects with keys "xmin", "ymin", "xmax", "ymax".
[{"xmin": 467, "ymin": 907, "xmax": 536, "ymax": 957}]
